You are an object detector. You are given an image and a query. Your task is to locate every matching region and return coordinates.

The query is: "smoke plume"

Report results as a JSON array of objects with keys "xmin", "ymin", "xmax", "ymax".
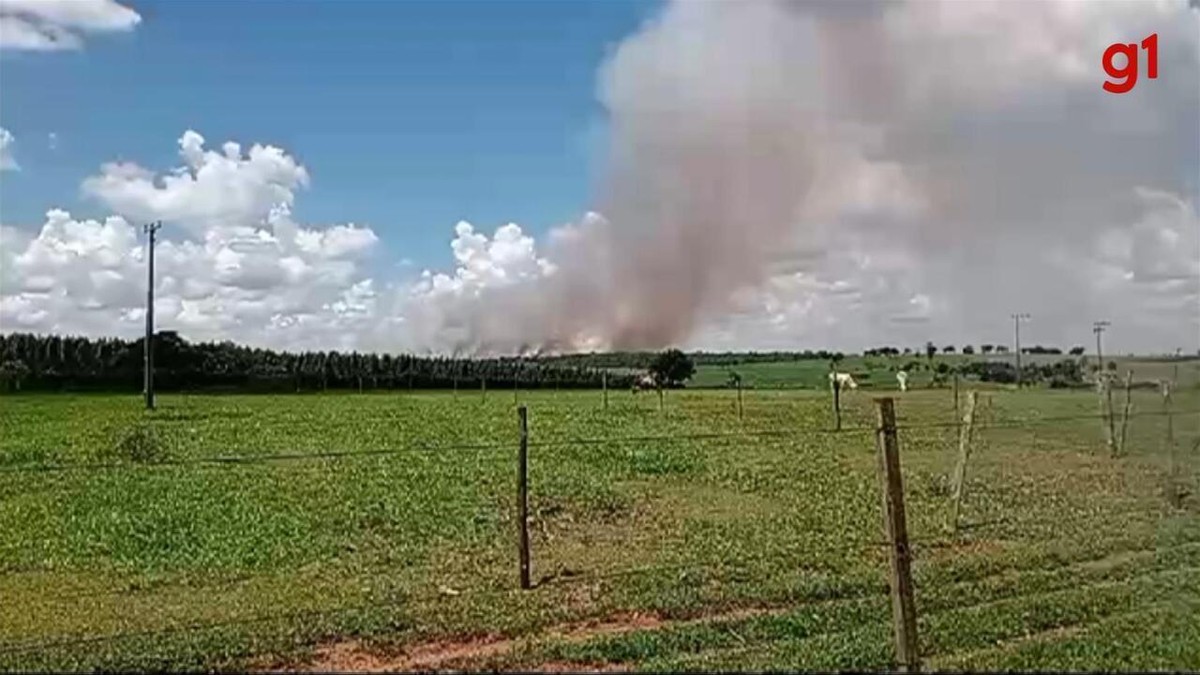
[{"xmin": 405, "ymin": 0, "xmax": 1198, "ymax": 355}]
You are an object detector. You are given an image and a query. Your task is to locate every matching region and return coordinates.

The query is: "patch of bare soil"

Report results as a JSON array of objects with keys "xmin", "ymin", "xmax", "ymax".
[
  {"xmin": 289, "ymin": 611, "xmax": 662, "ymax": 673},
  {"xmin": 287, "ymin": 606, "xmax": 794, "ymax": 673},
  {"xmin": 272, "ymin": 541, "xmax": 1196, "ymax": 672}
]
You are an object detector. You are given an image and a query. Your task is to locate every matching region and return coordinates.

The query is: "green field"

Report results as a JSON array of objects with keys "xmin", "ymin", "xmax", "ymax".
[
  {"xmin": 1, "ymin": 385, "xmax": 1198, "ymax": 671},
  {"xmin": 691, "ymin": 355, "xmax": 1200, "ymax": 390}
]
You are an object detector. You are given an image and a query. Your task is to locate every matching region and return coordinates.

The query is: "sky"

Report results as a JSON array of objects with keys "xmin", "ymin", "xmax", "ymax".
[
  {"xmin": 0, "ymin": 0, "xmax": 1197, "ymax": 356},
  {"xmin": 0, "ymin": 0, "xmax": 653, "ymax": 271}
]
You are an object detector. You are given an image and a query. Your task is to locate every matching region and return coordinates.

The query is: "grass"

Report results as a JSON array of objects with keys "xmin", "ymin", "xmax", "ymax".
[
  {"xmin": 691, "ymin": 354, "xmax": 1200, "ymax": 390},
  {"xmin": 0, "ymin": 383, "xmax": 1197, "ymax": 671}
]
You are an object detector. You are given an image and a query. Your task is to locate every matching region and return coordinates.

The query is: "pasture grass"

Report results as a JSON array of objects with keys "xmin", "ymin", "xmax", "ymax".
[
  {"xmin": 0, "ymin": 384, "xmax": 1197, "ymax": 671},
  {"xmin": 691, "ymin": 354, "xmax": 1200, "ymax": 390}
]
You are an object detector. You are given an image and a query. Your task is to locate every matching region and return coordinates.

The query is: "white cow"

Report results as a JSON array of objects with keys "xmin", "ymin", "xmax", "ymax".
[
  {"xmin": 829, "ymin": 372, "xmax": 858, "ymax": 390},
  {"xmin": 632, "ymin": 373, "xmax": 657, "ymax": 393},
  {"xmin": 896, "ymin": 371, "xmax": 909, "ymax": 392}
]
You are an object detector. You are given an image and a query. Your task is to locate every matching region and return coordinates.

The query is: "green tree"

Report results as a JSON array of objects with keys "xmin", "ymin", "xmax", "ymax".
[
  {"xmin": 0, "ymin": 360, "xmax": 30, "ymax": 391},
  {"xmin": 649, "ymin": 349, "xmax": 696, "ymax": 388}
]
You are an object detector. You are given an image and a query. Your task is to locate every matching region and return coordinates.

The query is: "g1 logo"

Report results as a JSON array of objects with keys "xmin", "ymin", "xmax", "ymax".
[{"xmin": 1103, "ymin": 33, "xmax": 1158, "ymax": 94}]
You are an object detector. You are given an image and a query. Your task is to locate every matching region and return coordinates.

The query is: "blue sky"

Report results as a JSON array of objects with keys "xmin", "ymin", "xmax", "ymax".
[
  {"xmin": 0, "ymin": 0, "xmax": 657, "ymax": 270},
  {"xmin": 1, "ymin": 0, "xmax": 1195, "ymax": 354}
]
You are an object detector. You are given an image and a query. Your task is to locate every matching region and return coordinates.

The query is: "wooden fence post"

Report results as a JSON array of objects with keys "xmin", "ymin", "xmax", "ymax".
[
  {"xmin": 517, "ymin": 405, "xmax": 531, "ymax": 590},
  {"xmin": 832, "ymin": 377, "xmax": 842, "ymax": 432},
  {"xmin": 1097, "ymin": 375, "xmax": 1115, "ymax": 454},
  {"xmin": 602, "ymin": 371, "xmax": 608, "ymax": 411},
  {"xmin": 1163, "ymin": 380, "xmax": 1174, "ymax": 448},
  {"xmin": 658, "ymin": 386, "xmax": 664, "ymax": 413},
  {"xmin": 953, "ymin": 372, "xmax": 960, "ymax": 420},
  {"xmin": 874, "ymin": 397, "xmax": 920, "ymax": 672},
  {"xmin": 737, "ymin": 378, "xmax": 744, "ymax": 422},
  {"xmin": 949, "ymin": 391, "xmax": 978, "ymax": 534},
  {"xmin": 481, "ymin": 376, "xmax": 487, "ymax": 400},
  {"xmin": 1117, "ymin": 370, "xmax": 1133, "ymax": 456},
  {"xmin": 1163, "ymin": 381, "xmax": 1182, "ymax": 506}
]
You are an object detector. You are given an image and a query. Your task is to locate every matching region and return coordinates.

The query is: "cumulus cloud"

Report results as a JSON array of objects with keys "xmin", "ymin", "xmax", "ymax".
[
  {"xmin": 0, "ymin": 127, "xmax": 17, "ymax": 171},
  {"xmin": 1, "ymin": 132, "xmax": 382, "ymax": 351},
  {"xmin": 83, "ymin": 130, "xmax": 311, "ymax": 236},
  {"xmin": 0, "ymin": 0, "xmax": 140, "ymax": 51},
  {"xmin": 399, "ymin": 221, "xmax": 561, "ymax": 354}
]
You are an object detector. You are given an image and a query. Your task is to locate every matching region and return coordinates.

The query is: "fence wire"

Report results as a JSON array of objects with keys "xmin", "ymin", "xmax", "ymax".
[
  {"xmin": 0, "ymin": 398, "xmax": 1196, "ymax": 664},
  {"xmin": 1, "ymin": 407, "xmax": 1191, "ymax": 476}
]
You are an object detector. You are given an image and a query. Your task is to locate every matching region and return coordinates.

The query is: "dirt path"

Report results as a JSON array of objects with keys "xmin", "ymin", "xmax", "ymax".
[{"xmin": 290, "ymin": 606, "xmax": 776, "ymax": 672}]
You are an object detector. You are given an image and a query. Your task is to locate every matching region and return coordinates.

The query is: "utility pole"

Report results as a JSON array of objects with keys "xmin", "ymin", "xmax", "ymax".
[
  {"xmin": 1093, "ymin": 321, "xmax": 1111, "ymax": 375},
  {"xmin": 143, "ymin": 221, "xmax": 163, "ymax": 410},
  {"xmin": 1011, "ymin": 313, "xmax": 1030, "ymax": 387}
]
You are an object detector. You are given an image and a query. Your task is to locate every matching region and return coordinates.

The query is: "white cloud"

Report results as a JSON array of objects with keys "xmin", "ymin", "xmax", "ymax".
[
  {"xmin": 83, "ymin": 130, "xmax": 311, "ymax": 236},
  {"xmin": 0, "ymin": 127, "xmax": 17, "ymax": 171},
  {"xmin": 0, "ymin": 0, "xmax": 140, "ymax": 51},
  {"xmin": 1, "ymin": 131, "xmax": 382, "ymax": 351}
]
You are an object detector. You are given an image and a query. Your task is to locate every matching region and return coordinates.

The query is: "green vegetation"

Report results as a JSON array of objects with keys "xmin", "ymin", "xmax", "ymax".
[
  {"xmin": 1, "ymin": 382, "xmax": 1197, "ymax": 671},
  {"xmin": 692, "ymin": 354, "xmax": 1200, "ymax": 391},
  {"xmin": 647, "ymin": 349, "xmax": 696, "ymax": 388},
  {"xmin": 6, "ymin": 331, "xmax": 1195, "ymax": 397},
  {"xmin": 0, "ymin": 332, "xmax": 627, "ymax": 393}
]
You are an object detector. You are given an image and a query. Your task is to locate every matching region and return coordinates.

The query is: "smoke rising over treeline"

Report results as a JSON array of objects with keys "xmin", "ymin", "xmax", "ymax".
[
  {"xmin": 2, "ymin": 1, "xmax": 1195, "ymax": 355},
  {"xmin": 402, "ymin": 0, "xmax": 1198, "ymax": 355}
]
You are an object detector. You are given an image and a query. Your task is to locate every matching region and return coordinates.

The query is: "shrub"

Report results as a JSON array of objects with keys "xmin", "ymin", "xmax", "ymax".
[{"xmin": 107, "ymin": 423, "xmax": 168, "ymax": 464}]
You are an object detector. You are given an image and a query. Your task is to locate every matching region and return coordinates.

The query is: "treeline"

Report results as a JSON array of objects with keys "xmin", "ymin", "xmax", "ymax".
[
  {"xmin": 543, "ymin": 350, "xmax": 848, "ymax": 370},
  {"xmin": 865, "ymin": 344, "xmax": 1085, "ymax": 356},
  {"xmin": 548, "ymin": 345, "xmax": 1088, "ymax": 370},
  {"xmin": 0, "ymin": 332, "xmax": 632, "ymax": 393},
  {"xmin": 921, "ymin": 358, "xmax": 1090, "ymax": 388}
]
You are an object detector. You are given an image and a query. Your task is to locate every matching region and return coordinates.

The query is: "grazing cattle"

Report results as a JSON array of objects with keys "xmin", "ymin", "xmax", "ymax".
[
  {"xmin": 631, "ymin": 374, "xmax": 657, "ymax": 394},
  {"xmin": 829, "ymin": 372, "xmax": 858, "ymax": 390},
  {"xmin": 896, "ymin": 371, "xmax": 909, "ymax": 392}
]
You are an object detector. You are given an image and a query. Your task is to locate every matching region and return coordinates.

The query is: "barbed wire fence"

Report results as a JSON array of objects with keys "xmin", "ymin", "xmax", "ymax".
[{"xmin": 0, "ymin": 388, "xmax": 1196, "ymax": 670}]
